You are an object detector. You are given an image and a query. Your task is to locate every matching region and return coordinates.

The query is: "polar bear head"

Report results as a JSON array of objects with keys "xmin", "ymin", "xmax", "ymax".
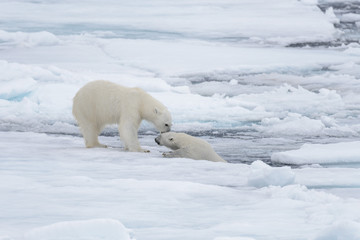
[
  {"xmin": 155, "ymin": 132, "xmax": 181, "ymax": 150},
  {"xmin": 152, "ymin": 108, "xmax": 172, "ymax": 133}
]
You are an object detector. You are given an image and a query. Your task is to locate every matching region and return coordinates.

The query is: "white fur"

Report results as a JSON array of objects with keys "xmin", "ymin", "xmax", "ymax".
[
  {"xmin": 155, "ymin": 132, "xmax": 227, "ymax": 163},
  {"xmin": 73, "ymin": 80, "xmax": 172, "ymax": 152}
]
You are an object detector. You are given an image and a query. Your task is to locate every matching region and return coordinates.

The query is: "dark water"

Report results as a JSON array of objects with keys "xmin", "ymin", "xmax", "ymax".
[{"xmin": 147, "ymin": 132, "xmax": 357, "ymax": 166}]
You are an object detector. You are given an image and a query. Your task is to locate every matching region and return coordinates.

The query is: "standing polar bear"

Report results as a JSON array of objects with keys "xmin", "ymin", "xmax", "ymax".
[
  {"xmin": 155, "ymin": 132, "xmax": 227, "ymax": 163},
  {"xmin": 73, "ymin": 80, "xmax": 172, "ymax": 152}
]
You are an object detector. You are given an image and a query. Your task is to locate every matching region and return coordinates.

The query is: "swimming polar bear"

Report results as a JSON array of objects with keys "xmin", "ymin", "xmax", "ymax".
[
  {"xmin": 155, "ymin": 132, "xmax": 227, "ymax": 162},
  {"xmin": 73, "ymin": 80, "xmax": 172, "ymax": 152}
]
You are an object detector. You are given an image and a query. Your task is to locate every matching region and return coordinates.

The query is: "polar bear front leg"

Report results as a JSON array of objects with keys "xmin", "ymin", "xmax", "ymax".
[
  {"xmin": 119, "ymin": 120, "xmax": 149, "ymax": 152},
  {"xmin": 162, "ymin": 148, "xmax": 187, "ymax": 158}
]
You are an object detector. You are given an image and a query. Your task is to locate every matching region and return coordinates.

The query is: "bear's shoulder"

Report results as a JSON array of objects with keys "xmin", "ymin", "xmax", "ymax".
[{"xmin": 175, "ymin": 133, "xmax": 207, "ymax": 147}]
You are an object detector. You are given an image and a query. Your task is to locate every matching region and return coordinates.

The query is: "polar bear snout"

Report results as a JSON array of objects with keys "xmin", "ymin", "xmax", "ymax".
[
  {"xmin": 161, "ymin": 124, "xmax": 171, "ymax": 133},
  {"xmin": 155, "ymin": 136, "xmax": 161, "ymax": 145}
]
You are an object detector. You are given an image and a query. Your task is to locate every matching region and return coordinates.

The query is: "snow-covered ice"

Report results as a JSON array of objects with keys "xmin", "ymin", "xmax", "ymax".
[
  {"xmin": 1, "ymin": 0, "xmax": 360, "ymax": 239},
  {"xmin": 272, "ymin": 141, "xmax": 360, "ymax": 165},
  {"xmin": 1, "ymin": 132, "xmax": 360, "ymax": 240},
  {"xmin": 24, "ymin": 219, "xmax": 134, "ymax": 240},
  {"xmin": 247, "ymin": 160, "xmax": 295, "ymax": 188}
]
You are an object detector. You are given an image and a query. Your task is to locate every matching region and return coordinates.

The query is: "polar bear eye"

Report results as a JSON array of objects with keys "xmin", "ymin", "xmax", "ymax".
[
  {"xmin": 165, "ymin": 124, "xmax": 169, "ymax": 127},
  {"xmin": 169, "ymin": 138, "xmax": 173, "ymax": 141}
]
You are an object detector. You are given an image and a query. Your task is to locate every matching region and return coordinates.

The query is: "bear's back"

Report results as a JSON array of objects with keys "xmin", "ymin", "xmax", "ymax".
[
  {"xmin": 73, "ymin": 80, "xmax": 143, "ymax": 125},
  {"xmin": 182, "ymin": 134, "xmax": 226, "ymax": 162}
]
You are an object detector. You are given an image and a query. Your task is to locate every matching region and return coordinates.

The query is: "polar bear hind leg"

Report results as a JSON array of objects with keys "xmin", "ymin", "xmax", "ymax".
[{"xmin": 79, "ymin": 122, "xmax": 107, "ymax": 148}]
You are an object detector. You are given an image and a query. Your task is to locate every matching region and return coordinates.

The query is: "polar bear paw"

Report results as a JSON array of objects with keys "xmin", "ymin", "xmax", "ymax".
[
  {"xmin": 86, "ymin": 143, "xmax": 108, "ymax": 148},
  {"xmin": 162, "ymin": 151, "xmax": 178, "ymax": 158}
]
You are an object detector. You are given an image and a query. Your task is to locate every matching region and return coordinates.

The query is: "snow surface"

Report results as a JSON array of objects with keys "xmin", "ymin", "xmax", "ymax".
[
  {"xmin": 272, "ymin": 141, "xmax": 360, "ymax": 165},
  {"xmin": 247, "ymin": 160, "xmax": 295, "ymax": 187},
  {"xmin": 1, "ymin": 0, "xmax": 360, "ymax": 239},
  {"xmin": 0, "ymin": 0, "xmax": 337, "ymax": 45},
  {"xmin": 1, "ymin": 132, "xmax": 360, "ymax": 240},
  {"xmin": 25, "ymin": 219, "xmax": 134, "ymax": 240}
]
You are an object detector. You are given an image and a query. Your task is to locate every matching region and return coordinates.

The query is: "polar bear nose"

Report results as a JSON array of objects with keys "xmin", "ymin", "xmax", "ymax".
[
  {"xmin": 163, "ymin": 124, "xmax": 171, "ymax": 132},
  {"xmin": 155, "ymin": 136, "xmax": 161, "ymax": 145},
  {"xmin": 162, "ymin": 125, "xmax": 171, "ymax": 133}
]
